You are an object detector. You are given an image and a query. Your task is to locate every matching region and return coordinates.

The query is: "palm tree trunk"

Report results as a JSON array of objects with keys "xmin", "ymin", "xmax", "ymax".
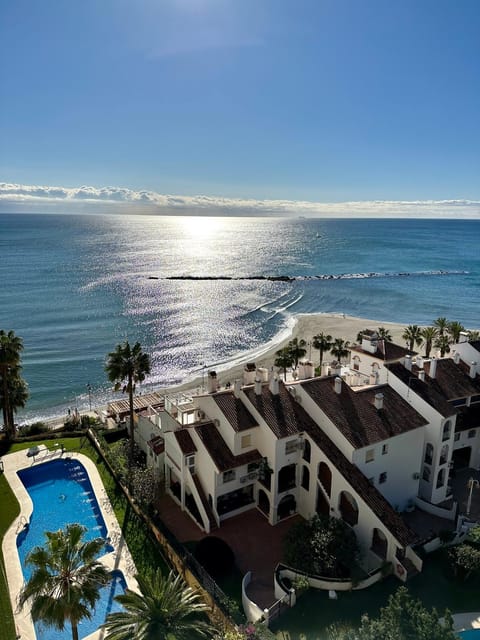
[
  {"xmin": 2, "ymin": 371, "xmax": 12, "ymax": 440},
  {"xmin": 128, "ymin": 371, "xmax": 135, "ymax": 469},
  {"xmin": 71, "ymin": 621, "xmax": 79, "ymax": 640}
]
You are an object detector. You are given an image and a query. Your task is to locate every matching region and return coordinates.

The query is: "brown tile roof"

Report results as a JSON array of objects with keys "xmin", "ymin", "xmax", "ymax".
[
  {"xmin": 387, "ymin": 362, "xmax": 457, "ymax": 418},
  {"xmin": 469, "ymin": 340, "xmax": 480, "ymax": 352},
  {"xmin": 300, "ymin": 377, "xmax": 427, "ymax": 448},
  {"xmin": 243, "ymin": 383, "xmax": 302, "ymax": 439},
  {"xmin": 455, "ymin": 403, "xmax": 480, "ymax": 432},
  {"xmin": 195, "ymin": 422, "xmax": 262, "ymax": 472},
  {"xmin": 350, "ymin": 340, "xmax": 414, "ymax": 362},
  {"xmin": 292, "ymin": 401, "xmax": 417, "ymax": 547},
  {"xmin": 174, "ymin": 429, "xmax": 197, "ymax": 455},
  {"xmin": 423, "ymin": 359, "xmax": 479, "ymax": 401},
  {"xmin": 148, "ymin": 435, "xmax": 164, "ymax": 455},
  {"xmin": 213, "ymin": 392, "xmax": 259, "ymax": 432}
]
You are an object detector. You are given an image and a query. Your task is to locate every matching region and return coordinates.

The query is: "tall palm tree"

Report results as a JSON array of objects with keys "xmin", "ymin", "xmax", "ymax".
[
  {"xmin": 435, "ymin": 334, "xmax": 451, "ymax": 357},
  {"xmin": 402, "ymin": 325, "xmax": 423, "ymax": 352},
  {"xmin": 19, "ymin": 524, "xmax": 109, "ymax": 640},
  {"xmin": 421, "ymin": 326, "xmax": 438, "ymax": 358},
  {"xmin": 447, "ymin": 320, "xmax": 465, "ymax": 344},
  {"xmin": 103, "ymin": 569, "xmax": 213, "ymax": 640},
  {"xmin": 274, "ymin": 347, "xmax": 293, "ymax": 381},
  {"xmin": 330, "ymin": 338, "xmax": 350, "ymax": 363},
  {"xmin": 0, "ymin": 329, "xmax": 25, "ymax": 439},
  {"xmin": 288, "ymin": 337, "xmax": 307, "ymax": 367},
  {"xmin": 312, "ymin": 332, "xmax": 332, "ymax": 367},
  {"xmin": 105, "ymin": 341, "xmax": 151, "ymax": 463},
  {"xmin": 433, "ymin": 317, "xmax": 449, "ymax": 336},
  {"xmin": 377, "ymin": 327, "xmax": 392, "ymax": 342}
]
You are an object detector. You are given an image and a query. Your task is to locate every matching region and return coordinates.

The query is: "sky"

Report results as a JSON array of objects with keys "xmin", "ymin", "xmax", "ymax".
[{"xmin": 1, "ymin": 0, "xmax": 479, "ymax": 217}]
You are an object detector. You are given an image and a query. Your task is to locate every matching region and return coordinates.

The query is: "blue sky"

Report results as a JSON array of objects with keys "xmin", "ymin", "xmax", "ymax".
[{"xmin": 1, "ymin": 0, "xmax": 479, "ymax": 216}]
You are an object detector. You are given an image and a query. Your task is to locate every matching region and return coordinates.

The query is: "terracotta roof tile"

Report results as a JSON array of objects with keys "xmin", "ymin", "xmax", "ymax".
[
  {"xmin": 350, "ymin": 340, "xmax": 414, "ymax": 362},
  {"xmin": 213, "ymin": 392, "xmax": 259, "ymax": 432},
  {"xmin": 195, "ymin": 422, "xmax": 262, "ymax": 472},
  {"xmin": 423, "ymin": 359, "xmax": 479, "ymax": 401},
  {"xmin": 174, "ymin": 429, "xmax": 197, "ymax": 455},
  {"xmin": 243, "ymin": 383, "xmax": 302, "ymax": 439}
]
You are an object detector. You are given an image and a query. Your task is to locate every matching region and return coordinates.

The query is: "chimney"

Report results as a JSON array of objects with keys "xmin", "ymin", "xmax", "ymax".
[
  {"xmin": 233, "ymin": 379, "xmax": 242, "ymax": 398},
  {"xmin": 469, "ymin": 362, "xmax": 477, "ymax": 379},
  {"xmin": 254, "ymin": 378, "xmax": 262, "ymax": 395},
  {"xmin": 418, "ymin": 370, "xmax": 425, "ymax": 382},
  {"xmin": 454, "ymin": 352, "xmax": 461, "ymax": 365},
  {"xmin": 374, "ymin": 393, "xmax": 384, "ymax": 410},
  {"xmin": 416, "ymin": 356, "xmax": 424, "ymax": 370},
  {"xmin": 334, "ymin": 376, "xmax": 342, "ymax": 394},
  {"xmin": 207, "ymin": 370, "xmax": 218, "ymax": 394},
  {"xmin": 459, "ymin": 331, "xmax": 469, "ymax": 344},
  {"xmin": 269, "ymin": 374, "xmax": 279, "ymax": 395},
  {"xmin": 429, "ymin": 357, "xmax": 437, "ymax": 379},
  {"xmin": 404, "ymin": 355, "xmax": 412, "ymax": 371}
]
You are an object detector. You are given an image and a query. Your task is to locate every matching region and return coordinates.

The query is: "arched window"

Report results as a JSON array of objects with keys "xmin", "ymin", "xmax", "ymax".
[
  {"xmin": 422, "ymin": 466, "xmax": 431, "ymax": 482},
  {"xmin": 371, "ymin": 528, "xmax": 388, "ymax": 559},
  {"xmin": 436, "ymin": 468, "xmax": 446, "ymax": 489},
  {"xmin": 339, "ymin": 491, "xmax": 359, "ymax": 526},
  {"xmin": 318, "ymin": 462, "xmax": 332, "ymax": 497},
  {"xmin": 424, "ymin": 443, "xmax": 434, "ymax": 465},
  {"xmin": 301, "ymin": 465, "xmax": 310, "ymax": 490},
  {"xmin": 439, "ymin": 444, "xmax": 449, "ymax": 465},
  {"xmin": 442, "ymin": 421, "xmax": 452, "ymax": 441},
  {"xmin": 302, "ymin": 439, "xmax": 311, "ymax": 463}
]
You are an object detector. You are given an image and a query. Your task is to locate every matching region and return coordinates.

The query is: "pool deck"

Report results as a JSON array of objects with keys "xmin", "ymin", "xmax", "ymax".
[
  {"xmin": 453, "ymin": 612, "xmax": 480, "ymax": 632},
  {"xmin": 2, "ymin": 446, "xmax": 138, "ymax": 640}
]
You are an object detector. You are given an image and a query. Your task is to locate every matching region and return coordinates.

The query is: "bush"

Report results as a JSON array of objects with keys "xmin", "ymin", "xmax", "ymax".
[
  {"xmin": 194, "ymin": 536, "xmax": 235, "ymax": 579},
  {"xmin": 20, "ymin": 422, "xmax": 48, "ymax": 437}
]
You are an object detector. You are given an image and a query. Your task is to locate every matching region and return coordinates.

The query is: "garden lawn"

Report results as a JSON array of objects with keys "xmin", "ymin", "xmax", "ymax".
[{"xmin": 0, "ymin": 474, "xmax": 20, "ymax": 640}]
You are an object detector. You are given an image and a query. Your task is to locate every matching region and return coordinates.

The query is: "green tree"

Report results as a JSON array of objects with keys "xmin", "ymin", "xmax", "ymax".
[
  {"xmin": 447, "ymin": 320, "xmax": 465, "ymax": 344},
  {"xmin": 468, "ymin": 330, "xmax": 480, "ymax": 342},
  {"xmin": 0, "ymin": 329, "xmax": 27, "ymax": 440},
  {"xmin": 105, "ymin": 340, "xmax": 151, "ymax": 465},
  {"xmin": 312, "ymin": 332, "xmax": 332, "ymax": 367},
  {"xmin": 327, "ymin": 587, "xmax": 456, "ymax": 640},
  {"xmin": 433, "ymin": 317, "xmax": 449, "ymax": 336},
  {"xmin": 330, "ymin": 338, "xmax": 350, "ymax": 363},
  {"xmin": 402, "ymin": 325, "xmax": 423, "ymax": 351},
  {"xmin": 274, "ymin": 347, "xmax": 294, "ymax": 381},
  {"xmin": 377, "ymin": 327, "xmax": 392, "ymax": 342},
  {"xmin": 18, "ymin": 523, "xmax": 110, "ymax": 640},
  {"xmin": 284, "ymin": 514, "xmax": 358, "ymax": 578},
  {"xmin": 288, "ymin": 337, "xmax": 307, "ymax": 368},
  {"xmin": 449, "ymin": 543, "xmax": 480, "ymax": 581},
  {"xmin": 435, "ymin": 334, "xmax": 451, "ymax": 358},
  {"xmin": 420, "ymin": 326, "xmax": 438, "ymax": 358},
  {"xmin": 103, "ymin": 569, "xmax": 213, "ymax": 640}
]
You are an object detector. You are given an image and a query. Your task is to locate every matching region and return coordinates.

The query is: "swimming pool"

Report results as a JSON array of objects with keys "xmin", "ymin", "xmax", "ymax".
[
  {"xmin": 458, "ymin": 630, "xmax": 480, "ymax": 639},
  {"xmin": 17, "ymin": 458, "xmax": 125, "ymax": 640}
]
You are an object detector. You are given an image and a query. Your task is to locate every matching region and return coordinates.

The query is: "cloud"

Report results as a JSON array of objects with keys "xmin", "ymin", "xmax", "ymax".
[{"xmin": 0, "ymin": 181, "xmax": 479, "ymax": 218}]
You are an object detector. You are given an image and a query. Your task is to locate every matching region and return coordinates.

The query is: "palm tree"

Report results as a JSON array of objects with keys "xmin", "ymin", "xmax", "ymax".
[
  {"xmin": 402, "ymin": 325, "xmax": 423, "ymax": 352},
  {"xmin": 421, "ymin": 326, "xmax": 438, "ymax": 358},
  {"xmin": 468, "ymin": 330, "xmax": 480, "ymax": 342},
  {"xmin": 377, "ymin": 327, "xmax": 392, "ymax": 342},
  {"xmin": 288, "ymin": 337, "xmax": 307, "ymax": 367},
  {"xmin": 19, "ymin": 523, "xmax": 109, "ymax": 640},
  {"xmin": 0, "ymin": 329, "xmax": 25, "ymax": 439},
  {"xmin": 103, "ymin": 569, "xmax": 213, "ymax": 640},
  {"xmin": 433, "ymin": 317, "xmax": 449, "ymax": 336},
  {"xmin": 274, "ymin": 347, "xmax": 293, "ymax": 381},
  {"xmin": 312, "ymin": 332, "xmax": 332, "ymax": 367},
  {"xmin": 330, "ymin": 338, "xmax": 350, "ymax": 363},
  {"xmin": 435, "ymin": 334, "xmax": 451, "ymax": 357},
  {"xmin": 105, "ymin": 341, "xmax": 151, "ymax": 464},
  {"xmin": 447, "ymin": 320, "xmax": 465, "ymax": 344}
]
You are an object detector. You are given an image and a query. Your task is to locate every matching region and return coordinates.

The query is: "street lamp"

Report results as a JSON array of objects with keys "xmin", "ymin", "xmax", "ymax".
[
  {"xmin": 86, "ymin": 382, "xmax": 92, "ymax": 411},
  {"xmin": 466, "ymin": 477, "xmax": 479, "ymax": 516}
]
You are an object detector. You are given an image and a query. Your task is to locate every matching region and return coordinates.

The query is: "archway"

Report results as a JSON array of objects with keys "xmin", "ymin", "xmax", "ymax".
[
  {"xmin": 258, "ymin": 489, "xmax": 270, "ymax": 517},
  {"xmin": 277, "ymin": 494, "xmax": 296, "ymax": 520},
  {"xmin": 318, "ymin": 462, "xmax": 332, "ymax": 497},
  {"xmin": 339, "ymin": 491, "xmax": 359, "ymax": 526},
  {"xmin": 316, "ymin": 488, "xmax": 330, "ymax": 516},
  {"xmin": 371, "ymin": 528, "xmax": 388, "ymax": 559}
]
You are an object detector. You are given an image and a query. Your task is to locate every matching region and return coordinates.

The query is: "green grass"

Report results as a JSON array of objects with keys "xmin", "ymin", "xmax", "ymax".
[
  {"xmin": 271, "ymin": 549, "xmax": 480, "ymax": 639},
  {"xmin": 0, "ymin": 474, "xmax": 20, "ymax": 640}
]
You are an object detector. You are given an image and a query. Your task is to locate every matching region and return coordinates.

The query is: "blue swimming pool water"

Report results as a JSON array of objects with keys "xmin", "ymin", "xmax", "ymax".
[
  {"xmin": 458, "ymin": 630, "xmax": 480, "ymax": 639},
  {"xmin": 17, "ymin": 458, "xmax": 125, "ymax": 640}
]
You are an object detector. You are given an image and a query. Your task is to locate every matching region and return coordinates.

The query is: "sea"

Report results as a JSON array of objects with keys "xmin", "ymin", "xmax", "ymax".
[{"xmin": 1, "ymin": 213, "xmax": 479, "ymax": 424}]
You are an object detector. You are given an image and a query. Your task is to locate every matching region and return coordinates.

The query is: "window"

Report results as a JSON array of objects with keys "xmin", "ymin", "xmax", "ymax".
[
  {"xmin": 422, "ymin": 466, "xmax": 431, "ymax": 482},
  {"xmin": 454, "ymin": 433, "xmax": 460, "ymax": 442},
  {"xmin": 365, "ymin": 449, "xmax": 375, "ymax": 463},
  {"xmin": 424, "ymin": 443, "xmax": 434, "ymax": 465},
  {"xmin": 241, "ymin": 434, "xmax": 252, "ymax": 448},
  {"xmin": 302, "ymin": 439, "xmax": 311, "ymax": 463},
  {"xmin": 379, "ymin": 472, "xmax": 387, "ymax": 484},
  {"xmin": 439, "ymin": 444, "xmax": 449, "ymax": 465},
  {"xmin": 468, "ymin": 429, "xmax": 476, "ymax": 439},
  {"xmin": 382, "ymin": 444, "xmax": 389, "ymax": 455},
  {"xmin": 471, "ymin": 394, "xmax": 480, "ymax": 405},
  {"xmin": 247, "ymin": 462, "xmax": 258, "ymax": 473},
  {"xmin": 285, "ymin": 440, "xmax": 297, "ymax": 455},
  {"xmin": 223, "ymin": 470, "xmax": 236, "ymax": 483},
  {"xmin": 186, "ymin": 454, "xmax": 195, "ymax": 474},
  {"xmin": 442, "ymin": 421, "xmax": 452, "ymax": 441},
  {"xmin": 436, "ymin": 468, "xmax": 446, "ymax": 489},
  {"xmin": 301, "ymin": 466, "xmax": 310, "ymax": 490}
]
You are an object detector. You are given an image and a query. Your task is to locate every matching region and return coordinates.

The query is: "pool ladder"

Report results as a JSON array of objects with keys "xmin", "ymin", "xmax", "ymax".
[{"xmin": 16, "ymin": 515, "xmax": 29, "ymax": 534}]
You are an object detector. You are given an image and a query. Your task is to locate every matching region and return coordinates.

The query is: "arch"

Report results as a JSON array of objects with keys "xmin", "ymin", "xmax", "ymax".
[
  {"xmin": 424, "ymin": 442, "xmax": 434, "ymax": 465},
  {"xmin": 258, "ymin": 489, "xmax": 270, "ymax": 517},
  {"xmin": 318, "ymin": 461, "xmax": 332, "ymax": 497},
  {"xmin": 277, "ymin": 494, "xmax": 296, "ymax": 520},
  {"xmin": 442, "ymin": 420, "xmax": 452, "ymax": 441},
  {"xmin": 436, "ymin": 468, "xmax": 446, "ymax": 489},
  {"xmin": 302, "ymin": 439, "xmax": 311, "ymax": 463},
  {"xmin": 440, "ymin": 444, "xmax": 449, "ymax": 465},
  {"xmin": 278, "ymin": 463, "xmax": 296, "ymax": 493},
  {"xmin": 316, "ymin": 487, "xmax": 330, "ymax": 516},
  {"xmin": 371, "ymin": 527, "xmax": 388, "ymax": 559},
  {"xmin": 301, "ymin": 465, "xmax": 310, "ymax": 490},
  {"xmin": 339, "ymin": 491, "xmax": 359, "ymax": 526},
  {"xmin": 422, "ymin": 466, "xmax": 431, "ymax": 482}
]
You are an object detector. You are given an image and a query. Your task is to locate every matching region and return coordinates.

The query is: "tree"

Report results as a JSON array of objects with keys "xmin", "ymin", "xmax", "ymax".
[
  {"xmin": 105, "ymin": 341, "xmax": 151, "ymax": 465},
  {"xmin": 312, "ymin": 332, "xmax": 332, "ymax": 367},
  {"xmin": 287, "ymin": 337, "xmax": 307, "ymax": 368},
  {"xmin": 330, "ymin": 338, "xmax": 350, "ymax": 363},
  {"xmin": 420, "ymin": 326, "xmax": 438, "ymax": 358},
  {"xmin": 435, "ymin": 334, "xmax": 451, "ymax": 358},
  {"xmin": 0, "ymin": 329, "xmax": 27, "ymax": 440},
  {"xmin": 102, "ymin": 569, "xmax": 213, "ymax": 640},
  {"xmin": 447, "ymin": 320, "xmax": 465, "ymax": 344},
  {"xmin": 377, "ymin": 327, "xmax": 392, "ymax": 342},
  {"xmin": 449, "ymin": 543, "xmax": 480, "ymax": 581},
  {"xmin": 327, "ymin": 587, "xmax": 456, "ymax": 640},
  {"xmin": 402, "ymin": 325, "xmax": 423, "ymax": 351},
  {"xmin": 468, "ymin": 330, "xmax": 480, "ymax": 342},
  {"xmin": 274, "ymin": 347, "xmax": 294, "ymax": 381},
  {"xmin": 19, "ymin": 524, "xmax": 109, "ymax": 640},
  {"xmin": 284, "ymin": 514, "xmax": 358, "ymax": 578},
  {"xmin": 433, "ymin": 317, "xmax": 449, "ymax": 336}
]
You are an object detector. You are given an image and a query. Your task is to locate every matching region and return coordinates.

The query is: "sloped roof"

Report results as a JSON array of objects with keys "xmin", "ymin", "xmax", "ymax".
[
  {"xmin": 300, "ymin": 377, "xmax": 427, "ymax": 448},
  {"xmin": 174, "ymin": 429, "xmax": 197, "ymax": 455},
  {"xmin": 148, "ymin": 435, "xmax": 164, "ymax": 455},
  {"xmin": 213, "ymin": 392, "xmax": 259, "ymax": 432},
  {"xmin": 195, "ymin": 422, "xmax": 262, "ymax": 472},
  {"xmin": 350, "ymin": 339, "xmax": 414, "ymax": 362},
  {"xmin": 243, "ymin": 383, "xmax": 302, "ymax": 439}
]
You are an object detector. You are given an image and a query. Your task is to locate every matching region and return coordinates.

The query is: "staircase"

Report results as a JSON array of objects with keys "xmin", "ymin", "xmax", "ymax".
[{"xmin": 191, "ymin": 473, "xmax": 218, "ymax": 532}]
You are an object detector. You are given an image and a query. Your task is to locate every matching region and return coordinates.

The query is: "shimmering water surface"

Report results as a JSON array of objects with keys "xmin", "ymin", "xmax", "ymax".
[{"xmin": 1, "ymin": 213, "xmax": 479, "ymax": 422}]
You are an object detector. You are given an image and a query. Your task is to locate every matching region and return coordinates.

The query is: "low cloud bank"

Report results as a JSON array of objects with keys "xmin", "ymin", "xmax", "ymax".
[{"xmin": 1, "ymin": 181, "xmax": 479, "ymax": 218}]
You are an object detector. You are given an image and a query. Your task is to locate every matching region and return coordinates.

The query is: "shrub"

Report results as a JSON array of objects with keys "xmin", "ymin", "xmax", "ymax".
[{"xmin": 194, "ymin": 536, "xmax": 235, "ymax": 579}]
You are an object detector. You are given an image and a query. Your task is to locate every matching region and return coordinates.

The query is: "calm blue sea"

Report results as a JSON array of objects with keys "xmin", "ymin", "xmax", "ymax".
[{"xmin": 1, "ymin": 213, "xmax": 479, "ymax": 423}]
